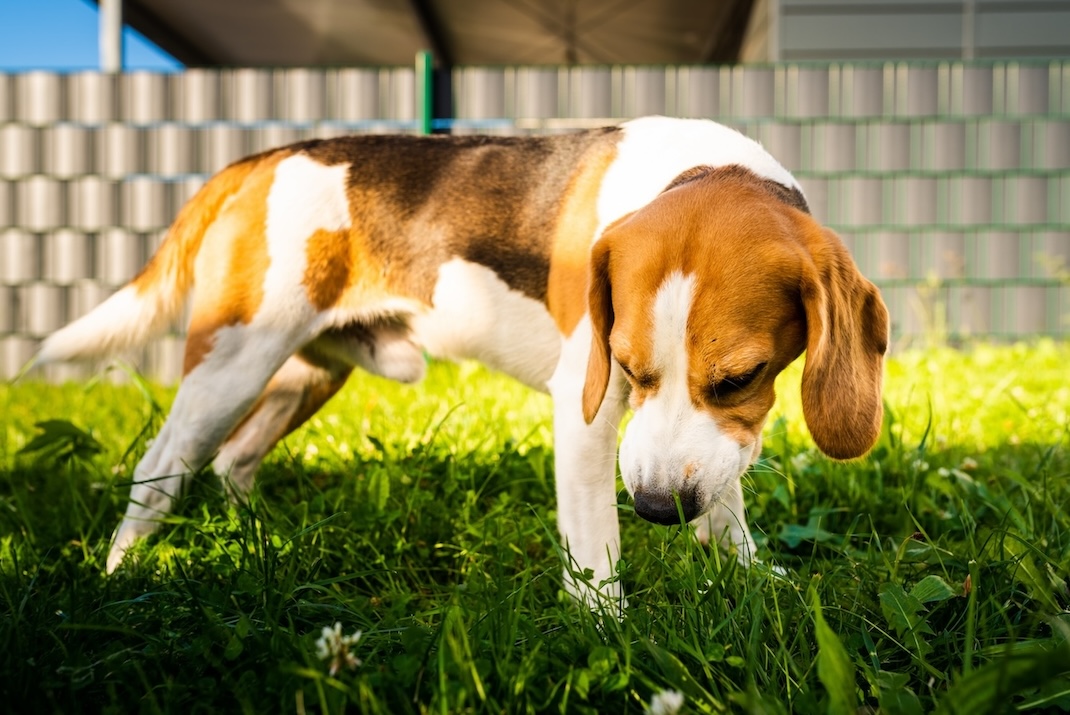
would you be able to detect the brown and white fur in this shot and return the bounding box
[36,116,889,608]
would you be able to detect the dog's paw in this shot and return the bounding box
[105,519,151,574]
[105,539,132,574]
[563,570,628,619]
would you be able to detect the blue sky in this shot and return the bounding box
[0,0,180,71]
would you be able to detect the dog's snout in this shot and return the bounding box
[634,488,700,525]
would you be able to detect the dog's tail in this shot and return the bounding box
[36,156,264,365]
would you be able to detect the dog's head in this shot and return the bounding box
[582,166,889,525]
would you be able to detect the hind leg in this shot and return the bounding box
[211,321,428,498]
[212,322,426,496]
[107,326,301,572]
[213,353,352,498]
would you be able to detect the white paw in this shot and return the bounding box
[563,569,628,618]
[105,519,151,573]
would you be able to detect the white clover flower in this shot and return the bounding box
[647,689,685,715]
[314,621,362,676]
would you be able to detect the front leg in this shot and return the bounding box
[691,474,756,564]
[548,330,628,611]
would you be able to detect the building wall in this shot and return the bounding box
[1,61,1068,381]
[773,0,1070,62]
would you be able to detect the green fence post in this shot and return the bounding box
[416,50,433,135]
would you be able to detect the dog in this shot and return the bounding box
[36,116,889,607]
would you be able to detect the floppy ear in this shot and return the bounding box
[582,238,614,424]
[799,226,889,460]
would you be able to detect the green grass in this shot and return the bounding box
[1,343,1068,714]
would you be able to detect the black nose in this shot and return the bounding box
[634,488,700,525]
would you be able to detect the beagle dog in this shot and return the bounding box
[37,116,888,607]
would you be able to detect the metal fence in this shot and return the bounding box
[1,62,1068,381]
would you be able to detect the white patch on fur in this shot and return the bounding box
[617,271,752,514]
[412,258,561,391]
[596,117,800,238]
[259,154,351,329]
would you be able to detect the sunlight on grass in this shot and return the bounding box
[1,343,1068,712]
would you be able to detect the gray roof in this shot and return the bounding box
[112,0,755,67]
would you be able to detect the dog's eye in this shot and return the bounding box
[618,362,657,389]
[706,362,767,400]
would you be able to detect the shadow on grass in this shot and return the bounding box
[1,422,1068,713]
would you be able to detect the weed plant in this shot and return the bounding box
[1,343,1068,713]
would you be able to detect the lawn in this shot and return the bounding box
[1,343,1068,714]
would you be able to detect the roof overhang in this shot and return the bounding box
[105,0,756,67]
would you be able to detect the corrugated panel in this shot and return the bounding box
[15,72,63,125]
[948,64,994,116]
[43,230,92,283]
[120,72,169,123]
[201,124,249,171]
[43,124,93,178]
[783,66,831,118]
[96,228,145,286]
[729,66,775,118]
[330,68,384,121]
[275,69,327,123]
[752,122,804,171]
[511,67,560,120]
[381,68,416,120]
[121,178,169,232]
[226,69,273,122]
[0,124,37,177]
[664,66,713,118]
[67,72,118,123]
[919,121,966,170]
[455,67,506,120]
[0,285,13,334]
[780,0,1070,61]
[147,124,196,176]
[96,123,142,178]
[18,177,64,232]
[807,122,857,171]
[2,338,36,380]
[564,66,612,118]
[22,282,64,336]
[1,61,1067,380]
[1,229,38,283]
[0,74,13,122]
[172,69,221,123]
[0,177,11,229]
[619,67,668,117]
[832,65,884,117]
[976,8,1070,58]
[69,176,118,230]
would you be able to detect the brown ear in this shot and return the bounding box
[582,238,614,424]
[799,226,889,459]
